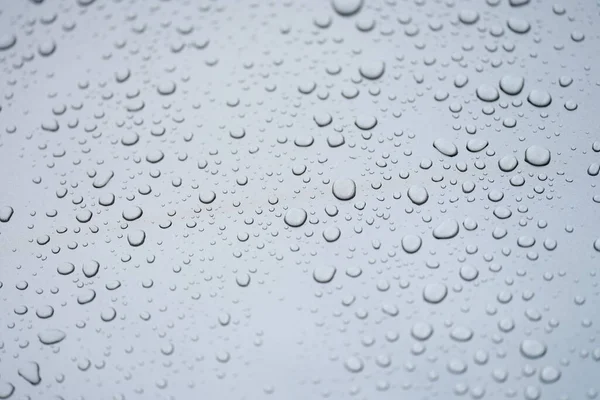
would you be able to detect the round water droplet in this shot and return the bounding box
[507,17,531,34]
[359,61,385,80]
[498,155,518,172]
[525,145,551,167]
[407,185,429,205]
[344,356,364,373]
[411,322,434,340]
[459,265,479,281]
[458,10,479,25]
[313,266,337,283]
[122,205,143,221]
[331,0,363,16]
[355,115,377,130]
[520,339,547,359]
[423,282,448,304]
[476,84,499,102]
[527,90,552,107]
[323,226,341,242]
[284,208,307,227]
[127,229,146,247]
[539,366,561,384]
[313,112,332,127]
[499,75,524,95]
[433,138,458,157]
[332,178,356,201]
[199,190,216,204]
[402,235,422,253]
[0,33,16,51]
[433,219,459,239]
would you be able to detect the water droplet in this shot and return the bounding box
[38,329,66,345]
[354,115,377,130]
[332,0,363,16]
[284,208,307,227]
[18,362,41,385]
[332,178,356,201]
[476,84,499,102]
[499,75,524,95]
[527,90,552,107]
[359,61,385,80]
[411,322,434,340]
[407,185,429,205]
[423,282,448,304]
[433,219,459,239]
[344,356,364,373]
[520,339,547,359]
[0,206,14,223]
[402,235,422,253]
[313,266,337,283]
[0,33,16,51]
[525,145,551,167]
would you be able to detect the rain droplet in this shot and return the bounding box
[525,145,551,167]
[332,178,356,201]
[423,282,448,304]
[313,266,337,283]
[284,208,307,227]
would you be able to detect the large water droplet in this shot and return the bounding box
[332,178,356,201]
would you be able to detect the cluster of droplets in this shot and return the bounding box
[0,0,599,398]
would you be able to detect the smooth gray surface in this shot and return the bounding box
[0,0,599,399]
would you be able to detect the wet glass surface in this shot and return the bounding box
[1,0,599,398]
